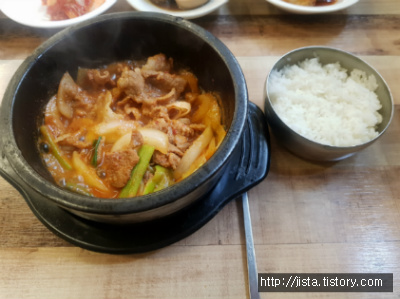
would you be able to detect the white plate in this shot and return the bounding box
[265,0,359,14]
[126,0,228,19]
[0,0,117,28]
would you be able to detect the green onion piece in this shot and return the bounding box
[154,166,172,192]
[40,125,72,170]
[143,165,170,195]
[66,182,93,197]
[119,144,155,198]
[91,136,102,167]
[142,176,156,195]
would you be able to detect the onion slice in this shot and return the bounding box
[174,126,213,179]
[96,91,123,122]
[95,120,135,143]
[57,72,77,119]
[138,128,169,154]
[167,101,191,119]
[111,132,132,152]
[72,151,108,192]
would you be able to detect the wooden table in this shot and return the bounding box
[1,0,399,298]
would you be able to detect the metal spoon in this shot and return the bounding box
[242,192,260,299]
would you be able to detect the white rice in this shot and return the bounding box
[268,58,383,147]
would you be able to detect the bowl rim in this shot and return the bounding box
[1,11,248,215]
[265,45,394,151]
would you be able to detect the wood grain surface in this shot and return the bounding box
[1,0,399,298]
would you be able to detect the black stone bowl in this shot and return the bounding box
[0,12,249,224]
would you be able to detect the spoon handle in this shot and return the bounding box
[242,192,260,299]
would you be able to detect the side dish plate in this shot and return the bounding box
[265,0,359,14]
[126,0,228,19]
[0,0,117,28]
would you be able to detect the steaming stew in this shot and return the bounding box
[38,54,226,198]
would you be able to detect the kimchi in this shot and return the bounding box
[38,54,226,198]
[42,0,105,20]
